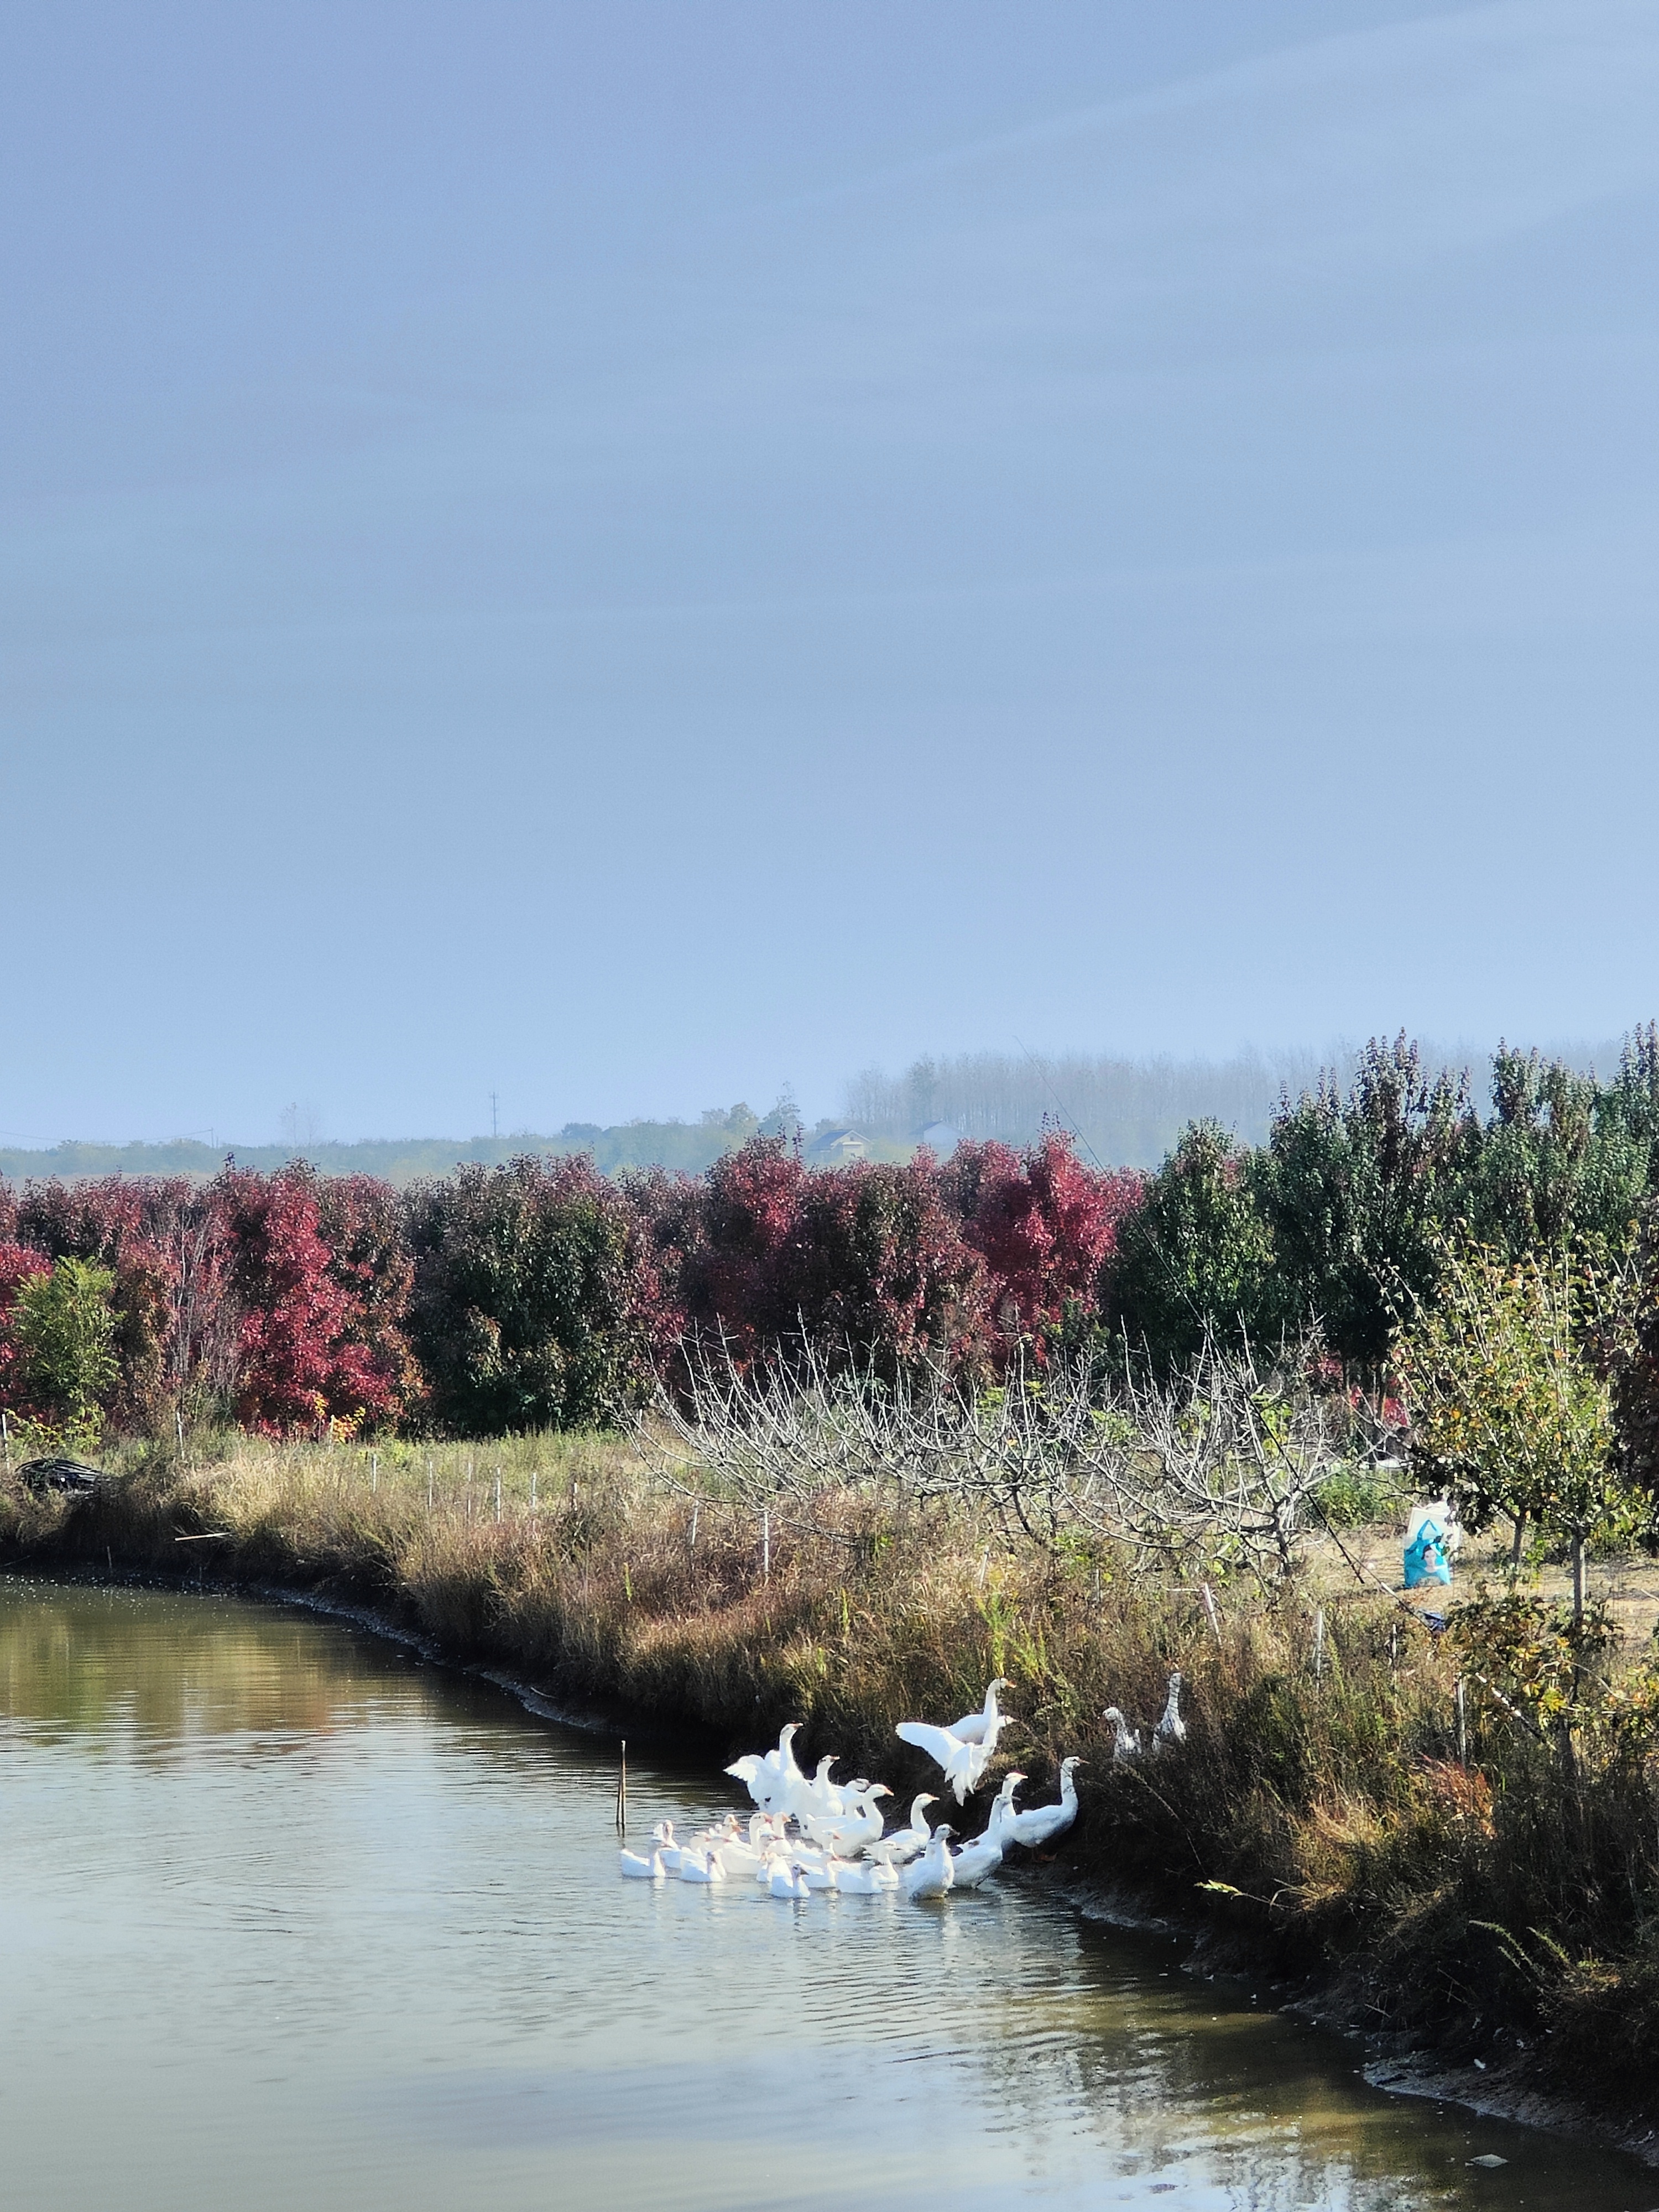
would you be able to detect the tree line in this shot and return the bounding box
[5,1031,1659,1455]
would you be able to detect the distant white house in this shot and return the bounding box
[807,1126,869,1165]
[919,1121,960,1157]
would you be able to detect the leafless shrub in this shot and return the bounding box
[636,1331,1341,1582]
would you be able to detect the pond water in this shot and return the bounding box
[2,1578,1654,2212]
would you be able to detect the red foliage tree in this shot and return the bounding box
[632,1136,990,1383]
[315,1173,421,1420]
[14,1177,208,1431]
[941,1131,1145,1359]
[768,1159,987,1377]
[671,1135,807,1365]
[214,1166,405,1435]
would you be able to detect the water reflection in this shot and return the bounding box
[0,1579,1649,2212]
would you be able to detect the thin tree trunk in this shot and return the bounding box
[1572,1531,1585,1630]
[1510,1510,1527,1572]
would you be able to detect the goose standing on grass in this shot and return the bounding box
[895,1717,994,1804]
[865,1792,938,1866]
[1151,1671,1187,1754]
[947,1678,1013,1748]
[619,1845,667,1880]
[1102,1707,1144,1763]
[901,1825,956,1900]
[1003,1757,1083,1849]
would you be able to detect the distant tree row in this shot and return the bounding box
[6,1030,1659,1447]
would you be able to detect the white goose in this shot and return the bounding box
[901,1825,956,1900]
[1151,1670,1187,1754]
[1102,1707,1144,1763]
[763,1722,810,1815]
[723,1755,767,1808]
[619,1846,666,1880]
[948,1816,1006,1890]
[986,1770,1025,1835]
[832,1856,899,1895]
[766,1859,812,1900]
[865,1792,938,1866]
[806,1783,892,1855]
[678,1848,725,1884]
[1003,1756,1082,1849]
[895,1717,994,1804]
[798,1755,847,1821]
[947,1677,1014,1747]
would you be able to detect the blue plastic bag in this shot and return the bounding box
[1404,1517,1453,1589]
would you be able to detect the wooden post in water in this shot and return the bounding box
[615,1740,628,1833]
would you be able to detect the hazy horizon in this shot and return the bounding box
[3,1028,1642,1166]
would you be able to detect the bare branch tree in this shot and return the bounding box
[633,1330,1339,1580]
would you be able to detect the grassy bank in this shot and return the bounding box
[5,1430,1659,2131]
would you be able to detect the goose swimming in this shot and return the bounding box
[901,1825,956,1900]
[948,1818,1006,1890]
[806,1782,891,1855]
[864,1792,938,1866]
[619,1846,667,1880]
[832,1856,899,1895]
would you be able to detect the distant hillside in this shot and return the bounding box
[0,1105,779,1188]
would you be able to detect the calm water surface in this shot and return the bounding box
[2,1578,1654,2212]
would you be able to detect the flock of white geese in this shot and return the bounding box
[618,1671,1187,1902]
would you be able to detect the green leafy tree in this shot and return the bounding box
[13,1257,120,1446]
[1462,1041,1652,1258]
[404,1157,649,1435]
[1400,1240,1641,1622]
[1110,1120,1275,1371]
[1257,1035,1477,1371]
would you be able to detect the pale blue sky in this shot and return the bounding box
[4,1,1657,1142]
